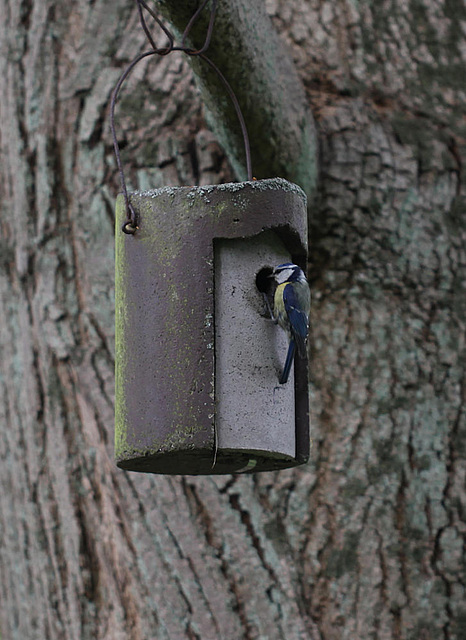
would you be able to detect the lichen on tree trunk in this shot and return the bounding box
[0,0,465,639]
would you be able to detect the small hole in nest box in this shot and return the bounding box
[255,266,275,317]
[255,266,273,294]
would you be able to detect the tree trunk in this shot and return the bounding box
[0,1,464,639]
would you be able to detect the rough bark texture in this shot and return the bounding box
[0,1,465,640]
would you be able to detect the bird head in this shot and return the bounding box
[271,263,306,284]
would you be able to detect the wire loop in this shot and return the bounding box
[110,0,252,234]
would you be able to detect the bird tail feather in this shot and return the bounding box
[280,340,296,384]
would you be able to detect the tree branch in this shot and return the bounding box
[156,0,318,196]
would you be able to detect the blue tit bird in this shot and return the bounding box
[271,263,310,384]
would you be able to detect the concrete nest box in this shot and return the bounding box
[115,177,310,474]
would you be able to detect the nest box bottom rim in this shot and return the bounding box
[116,447,302,475]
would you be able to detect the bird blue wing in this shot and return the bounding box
[283,283,308,357]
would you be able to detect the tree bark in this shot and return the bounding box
[156,0,318,195]
[0,1,465,640]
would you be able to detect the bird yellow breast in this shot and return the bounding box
[274,283,288,330]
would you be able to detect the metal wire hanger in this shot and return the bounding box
[110,0,252,234]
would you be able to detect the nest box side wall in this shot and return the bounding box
[115,194,216,462]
